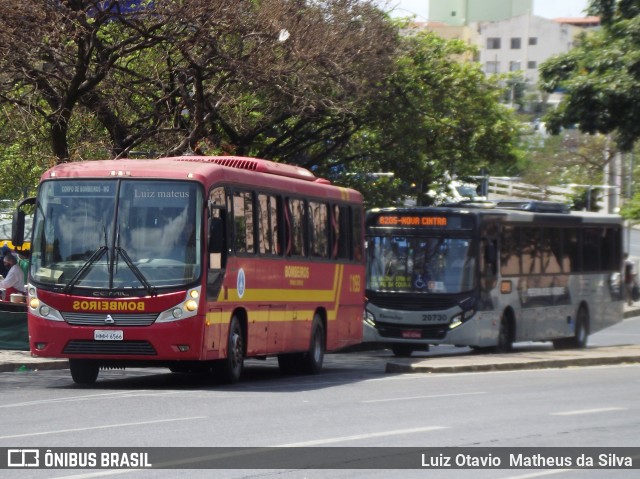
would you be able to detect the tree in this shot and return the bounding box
[539,0,640,152]
[0,0,170,161]
[519,131,614,187]
[0,2,520,209]
[153,0,399,165]
[0,0,398,164]
[333,31,522,207]
[0,105,51,200]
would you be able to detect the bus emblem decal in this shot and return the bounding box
[237,268,246,298]
[104,315,115,325]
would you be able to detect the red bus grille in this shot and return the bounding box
[61,312,158,326]
[63,340,157,355]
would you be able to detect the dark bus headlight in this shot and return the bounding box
[364,309,376,327]
[450,308,476,329]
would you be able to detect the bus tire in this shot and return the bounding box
[278,316,325,375]
[214,316,244,383]
[301,315,325,374]
[555,307,589,349]
[495,314,513,353]
[391,345,414,357]
[69,359,99,385]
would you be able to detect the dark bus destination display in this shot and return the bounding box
[377,215,447,227]
[373,213,473,229]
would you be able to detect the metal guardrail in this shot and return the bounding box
[486,177,574,203]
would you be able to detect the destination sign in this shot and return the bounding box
[373,213,473,229]
[376,215,447,227]
[53,182,114,198]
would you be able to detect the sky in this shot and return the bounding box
[387,0,590,21]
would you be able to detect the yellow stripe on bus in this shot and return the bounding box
[328,263,344,321]
[225,288,336,303]
[206,309,318,325]
[211,265,345,322]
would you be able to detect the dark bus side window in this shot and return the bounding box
[500,224,621,275]
[500,226,520,276]
[582,227,601,272]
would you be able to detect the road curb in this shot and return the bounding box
[382,309,640,374]
[0,359,68,373]
[2,309,640,375]
[385,354,640,374]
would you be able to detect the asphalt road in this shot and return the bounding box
[2,319,640,478]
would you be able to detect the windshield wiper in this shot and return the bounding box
[114,246,157,296]
[62,224,111,294]
[62,246,108,294]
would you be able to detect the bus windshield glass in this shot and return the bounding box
[366,236,476,293]
[31,179,202,292]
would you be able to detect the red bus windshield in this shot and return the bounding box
[31,179,202,293]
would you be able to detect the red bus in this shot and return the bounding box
[13,156,364,384]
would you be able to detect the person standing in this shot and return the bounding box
[624,254,637,305]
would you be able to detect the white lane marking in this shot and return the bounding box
[365,362,640,381]
[362,391,486,403]
[551,407,626,416]
[0,390,182,408]
[0,416,207,440]
[276,426,448,446]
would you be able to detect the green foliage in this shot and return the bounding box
[539,3,640,151]
[571,187,603,212]
[621,194,640,223]
[335,171,409,210]
[0,2,521,207]
[0,106,50,200]
[337,32,522,206]
[518,132,608,190]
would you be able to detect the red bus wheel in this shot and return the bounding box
[69,359,99,385]
[214,316,244,383]
[301,315,325,374]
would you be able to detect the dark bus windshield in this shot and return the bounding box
[31,180,202,292]
[366,236,476,293]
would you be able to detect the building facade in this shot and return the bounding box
[476,14,585,84]
[429,0,533,26]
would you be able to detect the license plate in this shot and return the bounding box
[402,330,422,339]
[94,330,124,341]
